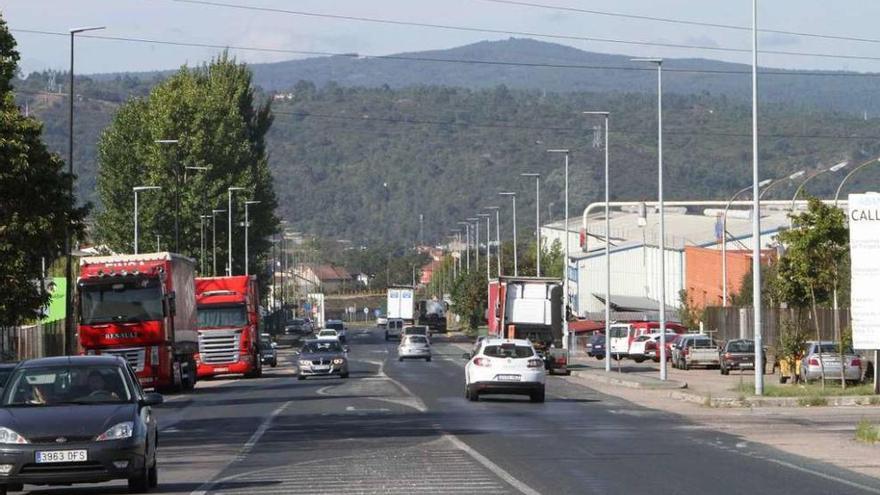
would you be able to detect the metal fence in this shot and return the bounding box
[0,320,66,362]
[703,307,851,348]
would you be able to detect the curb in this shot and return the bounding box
[670,390,880,408]
[568,370,688,390]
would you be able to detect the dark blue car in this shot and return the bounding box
[587,333,606,359]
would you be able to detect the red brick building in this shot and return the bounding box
[684,246,774,310]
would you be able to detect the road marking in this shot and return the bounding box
[761,455,880,494]
[190,399,292,495]
[443,433,542,495]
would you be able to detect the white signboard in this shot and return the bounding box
[849,193,880,349]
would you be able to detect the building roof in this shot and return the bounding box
[309,264,352,282]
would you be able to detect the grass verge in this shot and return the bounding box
[731,382,877,397]
[856,419,880,444]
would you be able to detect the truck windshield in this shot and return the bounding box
[198,305,247,328]
[79,279,163,325]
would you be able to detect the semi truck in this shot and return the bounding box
[487,276,569,374]
[78,252,198,392]
[195,276,262,379]
[417,299,447,333]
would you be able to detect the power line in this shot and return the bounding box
[171,0,880,63]
[12,27,880,79]
[481,0,880,46]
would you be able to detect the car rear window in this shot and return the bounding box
[689,338,716,348]
[406,336,428,344]
[726,341,754,353]
[483,344,535,358]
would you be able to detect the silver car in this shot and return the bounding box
[799,341,863,383]
[398,335,431,362]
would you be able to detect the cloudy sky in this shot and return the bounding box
[6,0,880,75]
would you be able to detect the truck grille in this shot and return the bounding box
[199,330,241,364]
[102,347,145,372]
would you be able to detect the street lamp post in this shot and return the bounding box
[835,158,880,206]
[200,214,211,274]
[468,217,480,271]
[499,192,518,276]
[227,187,246,275]
[721,180,771,306]
[583,111,611,363]
[450,230,460,279]
[750,0,763,395]
[66,26,105,355]
[791,161,849,216]
[212,209,226,276]
[244,200,261,275]
[759,170,805,200]
[458,222,471,272]
[520,174,541,276]
[486,207,501,277]
[133,186,161,255]
[548,148,573,351]
[478,214,491,281]
[632,57,667,380]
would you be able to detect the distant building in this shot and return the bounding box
[294,264,354,293]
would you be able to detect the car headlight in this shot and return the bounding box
[332,358,345,365]
[0,427,27,445]
[299,360,312,366]
[96,422,134,442]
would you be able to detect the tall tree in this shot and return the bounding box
[96,53,279,284]
[0,15,88,325]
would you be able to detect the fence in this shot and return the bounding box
[703,306,851,348]
[0,320,66,362]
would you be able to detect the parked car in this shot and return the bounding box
[672,334,720,370]
[376,316,388,329]
[629,333,678,363]
[0,355,162,493]
[586,333,605,359]
[719,339,764,375]
[260,333,277,368]
[463,338,546,403]
[385,318,404,341]
[799,341,863,384]
[296,339,349,380]
[398,335,432,362]
[324,320,347,343]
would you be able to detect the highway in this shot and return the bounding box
[22,328,880,495]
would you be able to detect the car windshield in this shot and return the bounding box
[198,305,247,328]
[689,338,716,348]
[405,327,427,335]
[726,341,755,353]
[79,278,163,325]
[406,336,428,345]
[319,330,337,337]
[483,344,535,358]
[3,365,132,406]
[326,322,344,330]
[303,341,343,354]
[609,326,628,338]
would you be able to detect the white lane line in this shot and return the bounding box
[189,399,292,495]
[443,433,542,495]
[762,455,880,494]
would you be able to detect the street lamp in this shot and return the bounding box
[65,26,106,355]
[212,209,226,276]
[720,179,771,306]
[759,170,805,200]
[750,0,763,396]
[548,148,574,351]
[584,110,611,362]
[485,206,502,277]
[499,192,518,277]
[450,229,461,278]
[467,217,480,271]
[477,214,491,281]
[227,187,246,275]
[791,161,849,215]
[631,57,668,380]
[520,173,541,277]
[457,222,471,272]
[244,200,261,275]
[133,186,161,255]
[835,158,880,206]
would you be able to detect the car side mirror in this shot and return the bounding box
[462,353,472,360]
[141,393,164,407]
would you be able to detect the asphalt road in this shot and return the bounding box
[19,328,880,495]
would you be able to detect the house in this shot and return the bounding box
[294,264,354,293]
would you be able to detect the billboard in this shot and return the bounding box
[849,193,880,350]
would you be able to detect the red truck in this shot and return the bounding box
[487,276,569,374]
[78,252,198,392]
[195,276,262,379]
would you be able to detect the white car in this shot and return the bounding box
[398,335,432,361]
[464,338,546,403]
[316,329,340,341]
[628,333,678,363]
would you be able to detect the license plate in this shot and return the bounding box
[36,450,88,464]
[313,365,330,371]
[496,374,521,382]
[214,367,229,373]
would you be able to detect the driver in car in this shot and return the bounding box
[86,371,119,400]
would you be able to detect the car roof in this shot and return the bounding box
[17,355,124,368]
[319,329,338,333]
[482,338,532,346]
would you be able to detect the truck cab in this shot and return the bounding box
[195,276,262,379]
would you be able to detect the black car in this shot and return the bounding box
[0,356,162,494]
[296,339,349,380]
[587,333,606,359]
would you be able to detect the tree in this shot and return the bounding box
[450,269,487,332]
[0,15,88,325]
[95,53,278,289]
[775,197,849,387]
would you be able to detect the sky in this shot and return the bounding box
[6,0,880,75]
